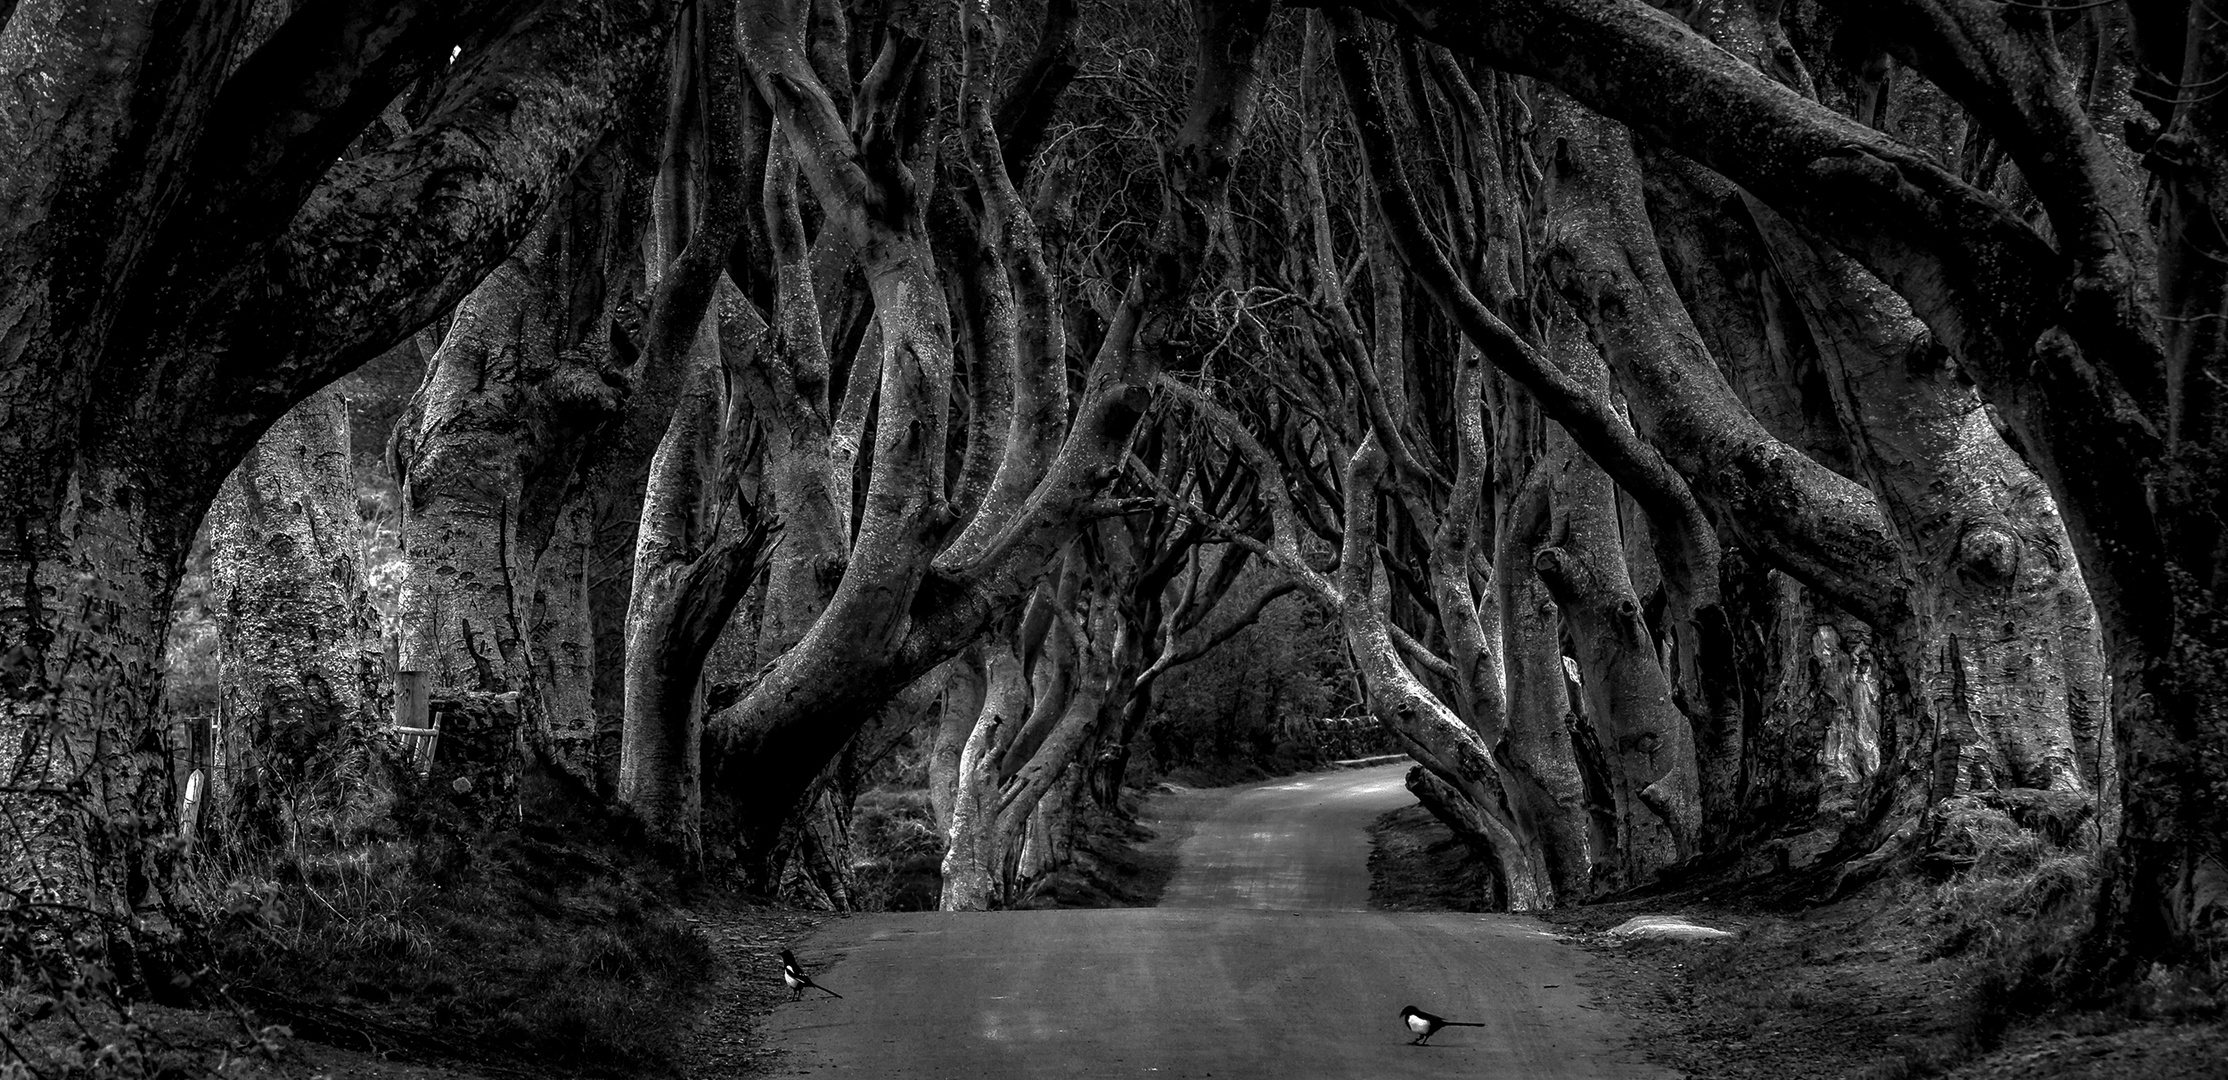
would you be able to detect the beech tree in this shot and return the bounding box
[389,136,654,801]
[1301,0,2218,970]
[690,0,1278,872]
[1129,2,2115,924]
[933,476,1286,908]
[0,1,675,945]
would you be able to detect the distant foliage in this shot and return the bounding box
[847,790,946,913]
[161,527,220,724]
[1140,574,1349,784]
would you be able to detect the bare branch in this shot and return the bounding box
[1148,581,1300,679]
[1389,621,1459,682]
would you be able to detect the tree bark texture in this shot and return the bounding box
[1495,430,1610,900]
[208,388,385,848]
[1337,0,2223,969]
[1533,321,1701,881]
[705,0,1275,866]
[0,0,673,933]
[615,1,772,859]
[392,228,619,793]
[940,628,1036,910]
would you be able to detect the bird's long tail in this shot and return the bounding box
[816,984,843,999]
[1442,1021,1485,1027]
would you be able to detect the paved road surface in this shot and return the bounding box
[759,764,1674,1078]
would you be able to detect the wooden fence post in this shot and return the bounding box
[394,670,437,774]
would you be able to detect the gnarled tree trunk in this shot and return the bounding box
[0,0,673,945]
[208,388,384,848]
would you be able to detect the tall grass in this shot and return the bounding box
[1911,797,2112,1052]
[183,820,714,1077]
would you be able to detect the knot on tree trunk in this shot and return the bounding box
[1953,523,2021,585]
[1531,546,1586,603]
[1454,739,1493,783]
[705,680,748,715]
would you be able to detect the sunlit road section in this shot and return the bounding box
[756,763,1676,1079]
[1158,766,1405,911]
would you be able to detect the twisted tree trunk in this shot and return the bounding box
[940,625,1037,910]
[392,235,618,792]
[1340,0,2221,969]
[707,0,1275,868]
[0,0,673,944]
[1532,322,1701,880]
[1494,429,1606,899]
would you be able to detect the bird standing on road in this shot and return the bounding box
[780,949,842,1000]
[1400,1005,1483,1045]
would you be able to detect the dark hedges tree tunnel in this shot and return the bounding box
[1,0,2221,993]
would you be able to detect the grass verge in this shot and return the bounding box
[188,820,714,1078]
[1015,782,1238,909]
[1367,803,1493,912]
[1367,794,2228,1080]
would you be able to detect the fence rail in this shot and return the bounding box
[390,670,439,775]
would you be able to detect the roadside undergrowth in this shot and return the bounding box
[1011,780,1248,910]
[841,780,1229,914]
[181,805,715,1078]
[1011,795,1184,909]
[1367,803,1492,912]
[1372,794,2228,1079]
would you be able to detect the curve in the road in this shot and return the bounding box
[757,763,1675,1079]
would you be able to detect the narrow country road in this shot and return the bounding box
[758,764,1674,1078]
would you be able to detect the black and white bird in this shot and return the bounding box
[779,949,842,1000]
[1399,1005,1484,1045]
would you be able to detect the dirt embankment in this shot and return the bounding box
[1366,805,2228,1080]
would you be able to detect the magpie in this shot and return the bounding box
[1400,1005,1484,1045]
[779,949,842,1000]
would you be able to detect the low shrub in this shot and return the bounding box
[847,790,945,912]
[185,820,713,1078]
[1911,798,2130,1052]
